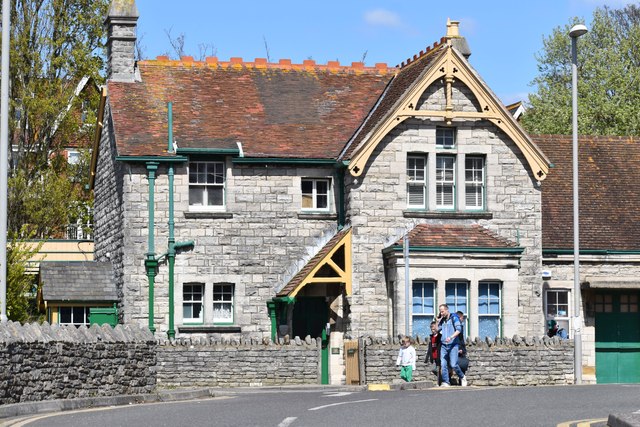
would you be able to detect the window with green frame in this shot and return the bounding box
[412,280,435,337]
[183,283,204,323]
[478,281,501,339]
[465,156,485,209]
[213,283,234,324]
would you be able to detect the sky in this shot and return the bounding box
[133,0,637,106]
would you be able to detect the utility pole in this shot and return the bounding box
[0,0,11,323]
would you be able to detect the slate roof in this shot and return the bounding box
[40,261,118,302]
[277,227,350,297]
[393,224,519,249]
[533,135,640,251]
[108,58,393,159]
[339,39,447,161]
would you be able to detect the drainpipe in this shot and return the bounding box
[167,102,176,340]
[266,300,277,342]
[145,162,159,334]
[334,162,346,230]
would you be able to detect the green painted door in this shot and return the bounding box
[292,297,329,384]
[595,292,640,383]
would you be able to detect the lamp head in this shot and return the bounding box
[569,24,588,38]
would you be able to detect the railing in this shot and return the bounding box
[66,223,93,240]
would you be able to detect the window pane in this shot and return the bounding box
[479,317,499,339]
[412,316,430,338]
[301,180,313,194]
[302,194,313,208]
[73,307,85,324]
[445,282,467,313]
[408,184,425,207]
[60,307,72,324]
[317,195,328,209]
[189,186,204,206]
[207,187,224,206]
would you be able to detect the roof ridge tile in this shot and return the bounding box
[138,56,391,75]
[397,37,446,69]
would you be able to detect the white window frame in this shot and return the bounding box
[301,178,331,211]
[67,149,81,165]
[436,155,456,210]
[58,306,90,326]
[436,127,456,149]
[188,160,225,211]
[407,154,427,209]
[183,283,204,324]
[213,283,234,324]
[465,155,485,210]
[545,288,570,333]
[478,281,502,339]
[412,280,436,336]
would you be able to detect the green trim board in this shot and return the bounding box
[116,155,188,163]
[232,157,337,165]
[543,249,640,255]
[176,148,240,155]
[383,245,524,255]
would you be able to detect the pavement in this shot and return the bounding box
[1,381,639,427]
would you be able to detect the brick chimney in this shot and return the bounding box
[446,18,471,59]
[105,0,139,82]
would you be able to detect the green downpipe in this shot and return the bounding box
[335,163,346,230]
[167,102,176,340]
[145,162,159,334]
[321,328,329,384]
[267,300,277,342]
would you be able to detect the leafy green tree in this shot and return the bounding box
[522,5,640,136]
[2,0,108,236]
[6,232,42,322]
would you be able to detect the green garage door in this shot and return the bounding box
[595,292,640,383]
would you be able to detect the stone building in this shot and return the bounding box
[82,0,640,384]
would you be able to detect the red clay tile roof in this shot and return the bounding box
[339,40,447,161]
[277,227,350,297]
[533,135,640,251]
[108,59,393,159]
[395,224,519,249]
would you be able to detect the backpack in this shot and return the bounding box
[440,312,462,344]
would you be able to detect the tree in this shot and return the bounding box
[6,232,42,322]
[522,5,640,136]
[3,0,109,237]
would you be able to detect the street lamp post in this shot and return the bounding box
[570,23,588,385]
[0,0,11,323]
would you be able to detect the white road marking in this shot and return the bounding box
[308,398,378,411]
[322,392,354,398]
[277,416,298,427]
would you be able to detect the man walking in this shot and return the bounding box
[437,304,467,387]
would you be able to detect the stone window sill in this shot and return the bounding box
[178,325,241,333]
[403,210,493,220]
[297,212,337,220]
[184,212,234,219]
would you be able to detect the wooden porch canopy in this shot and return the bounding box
[277,227,352,297]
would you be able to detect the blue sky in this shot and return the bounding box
[134,0,635,105]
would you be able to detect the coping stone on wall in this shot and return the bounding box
[0,321,156,344]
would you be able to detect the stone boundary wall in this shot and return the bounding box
[156,336,320,387]
[364,335,573,386]
[0,322,156,405]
